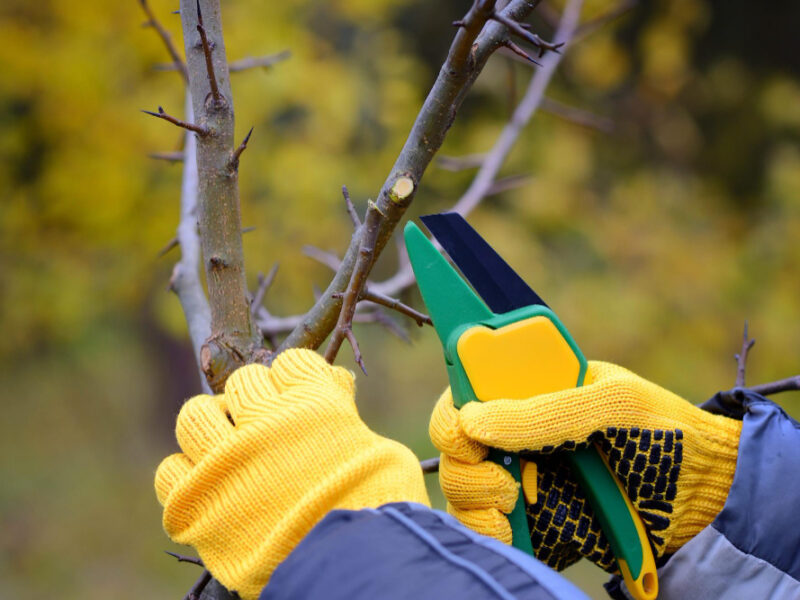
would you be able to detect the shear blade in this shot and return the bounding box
[420,213,548,314]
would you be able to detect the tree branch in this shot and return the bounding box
[165,550,204,567]
[361,289,431,327]
[180,0,266,392]
[279,0,541,353]
[342,185,361,228]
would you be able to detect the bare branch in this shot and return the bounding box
[540,96,614,133]
[344,328,367,374]
[195,0,223,108]
[734,320,756,388]
[165,550,204,567]
[229,50,291,72]
[280,0,540,352]
[361,289,431,327]
[342,185,361,228]
[251,263,279,316]
[483,173,533,196]
[228,126,253,171]
[149,151,185,163]
[138,0,189,82]
[303,245,342,272]
[356,310,410,343]
[143,106,210,136]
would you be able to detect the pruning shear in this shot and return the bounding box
[405,213,658,600]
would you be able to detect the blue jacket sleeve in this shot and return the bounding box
[607,390,800,599]
[260,502,589,600]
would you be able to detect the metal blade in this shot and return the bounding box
[403,222,493,350]
[420,213,549,313]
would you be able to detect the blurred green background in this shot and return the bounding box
[1,0,799,598]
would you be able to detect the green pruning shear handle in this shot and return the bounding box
[405,214,658,600]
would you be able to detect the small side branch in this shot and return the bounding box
[195,0,223,107]
[734,320,756,388]
[149,151,185,163]
[138,0,189,82]
[143,106,210,136]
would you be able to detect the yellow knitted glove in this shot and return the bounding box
[155,349,429,599]
[430,361,742,572]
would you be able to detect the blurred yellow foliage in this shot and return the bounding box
[1,0,799,598]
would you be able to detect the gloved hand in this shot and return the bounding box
[430,361,742,572]
[155,349,429,599]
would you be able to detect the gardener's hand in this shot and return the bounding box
[430,361,742,572]
[155,349,429,599]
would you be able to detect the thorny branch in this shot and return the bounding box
[165,551,205,567]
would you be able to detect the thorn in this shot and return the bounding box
[157,237,179,258]
[164,550,204,567]
[148,151,184,163]
[142,107,210,135]
[502,40,542,66]
[452,19,466,27]
[229,126,253,171]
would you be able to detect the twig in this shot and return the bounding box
[734,320,756,388]
[138,0,189,82]
[165,550,204,567]
[747,375,800,397]
[361,289,431,327]
[143,106,210,136]
[342,185,361,228]
[281,0,539,352]
[344,328,367,374]
[490,11,564,57]
[421,457,441,474]
[185,569,212,600]
[229,50,291,72]
[357,310,410,343]
[228,127,253,171]
[251,263,279,316]
[195,0,223,107]
[149,151,185,163]
[483,173,533,196]
[540,96,614,133]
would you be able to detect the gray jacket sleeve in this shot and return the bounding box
[610,390,800,599]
